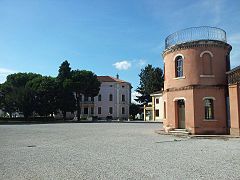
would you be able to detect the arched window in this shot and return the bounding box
[226,54,230,72]
[204,99,214,119]
[175,56,183,77]
[164,101,166,119]
[164,62,166,81]
[202,53,212,75]
[109,94,113,101]
[200,51,213,75]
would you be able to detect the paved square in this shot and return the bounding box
[0,123,240,180]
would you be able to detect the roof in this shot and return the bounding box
[150,90,163,96]
[226,65,240,74]
[97,76,128,83]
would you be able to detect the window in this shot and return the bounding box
[109,107,113,114]
[164,63,166,81]
[109,94,113,101]
[91,107,94,114]
[122,85,125,88]
[226,54,230,72]
[156,110,159,117]
[156,98,159,104]
[84,96,88,102]
[204,99,214,119]
[122,107,125,114]
[164,102,166,119]
[84,107,88,114]
[91,97,94,102]
[175,56,183,77]
[98,94,101,101]
[98,107,101,114]
[202,53,212,75]
[122,94,125,102]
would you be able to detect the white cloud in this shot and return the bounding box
[131,91,141,104]
[0,68,17,83]
[0,68,16,75]
[138,59,146,67]
[113,60,131,70]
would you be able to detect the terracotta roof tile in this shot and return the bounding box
[97,76,127,83]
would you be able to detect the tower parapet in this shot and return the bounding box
[165,26,227,49]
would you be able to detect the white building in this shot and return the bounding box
[144,91,164,122]
[78,76,131,120]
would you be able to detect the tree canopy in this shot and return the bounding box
[57,60,72,82]
[0,73,41,118]
[0,61,101,120]
[129,103,140,120]
[27,76,59,116]
[70,70,101,120]
[56,61,76,120]
[136,64,164,104]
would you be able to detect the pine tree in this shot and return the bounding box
[136,64,164,104]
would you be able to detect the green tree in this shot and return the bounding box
[0,84,18,117]
[6,72,41,87]
[0,73,41,118]
[136,64,164,104]
[70,70,101,120]
[27,76,58,117]
[57,60,71,82]
[16,87,36,118]
[56,61,76,120]
[129,103,140,120]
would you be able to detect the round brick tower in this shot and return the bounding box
[162,26,232,134]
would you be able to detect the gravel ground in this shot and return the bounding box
[0,123,240,180]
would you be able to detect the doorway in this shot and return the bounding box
[177,99,185,129]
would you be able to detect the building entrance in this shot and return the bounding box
[177,100,185,129]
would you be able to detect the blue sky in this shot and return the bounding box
[0,0,240,101]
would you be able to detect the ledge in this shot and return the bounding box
[164,84,227,93]
[173,76,186,80]
[200,75,215,78]
[162,40,232,57]
[203,119,218,121]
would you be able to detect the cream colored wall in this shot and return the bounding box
[143,94,164,122]
[55,81,131,120]
[94,81,131,119]
[154,96,164,120]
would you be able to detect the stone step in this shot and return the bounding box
[174,129,188,132]
[169,130,190,134]
[169,128,190,135]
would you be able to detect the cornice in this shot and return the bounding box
[162,40,232,58]
[163,84,227,93]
